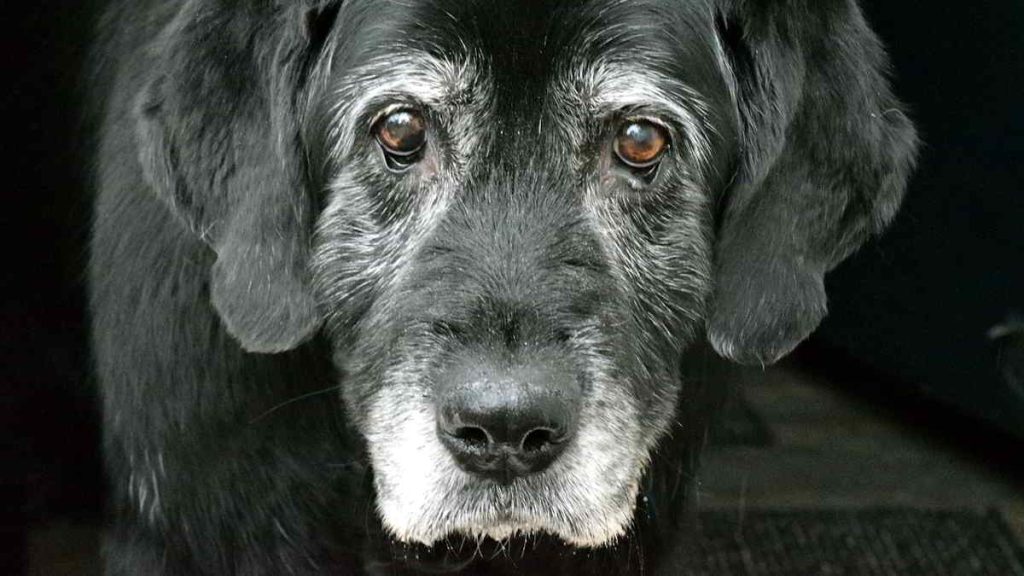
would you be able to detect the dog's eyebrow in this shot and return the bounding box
[326,52,487,158]
[558,60,716,167]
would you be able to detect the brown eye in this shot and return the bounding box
[374,109,427,166]
[613,120,669,169]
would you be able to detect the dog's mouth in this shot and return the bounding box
[374,473,644,549]
[381,523,633,575]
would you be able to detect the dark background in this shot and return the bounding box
[3,1,1022,574]
[819,2,1024,440]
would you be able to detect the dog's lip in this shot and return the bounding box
[374,464,643,549]
[387,530,584,573]
[416,516,630,550]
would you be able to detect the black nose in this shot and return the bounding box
[436,358,581,484]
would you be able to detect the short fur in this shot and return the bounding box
[88,0,917,574]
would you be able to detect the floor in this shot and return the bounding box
[25,355,1024,574]
[698,357,1024,544]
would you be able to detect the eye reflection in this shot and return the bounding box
[374,109,427,168]
[614,120,669,169]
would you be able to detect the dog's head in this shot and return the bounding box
[136,0,917,548]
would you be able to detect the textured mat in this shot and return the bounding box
[681,508,1024,576]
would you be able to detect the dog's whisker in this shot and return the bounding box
[248,384,343,424]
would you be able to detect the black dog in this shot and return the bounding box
[88,0,917,573]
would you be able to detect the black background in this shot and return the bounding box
[819,1,1024,439]
[3,1,1022,573]
[4,3,106,571]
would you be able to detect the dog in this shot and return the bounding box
[88,0,917,573]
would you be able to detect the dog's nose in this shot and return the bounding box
[436,358,580,484]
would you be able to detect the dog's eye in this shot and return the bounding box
[374,109,427,169]
[614,120,669,170]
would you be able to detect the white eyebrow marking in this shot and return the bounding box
[554,57,716,169]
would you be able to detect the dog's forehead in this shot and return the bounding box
[342,0,722,97]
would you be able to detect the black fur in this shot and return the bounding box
[88,0,917,574]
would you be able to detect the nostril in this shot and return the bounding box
[521,427,557,453]
[453,425,490,449]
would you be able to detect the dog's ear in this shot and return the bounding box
[707,0,919,365]
[135,2,340,353]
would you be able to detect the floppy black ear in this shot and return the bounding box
[707,0,919,365]
[135,2,339,353]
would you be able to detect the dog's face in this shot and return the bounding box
[136,0,917,552]
[309,0,733,547]
[303,0,737,545]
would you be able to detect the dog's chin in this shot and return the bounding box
[375,476,643,549]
